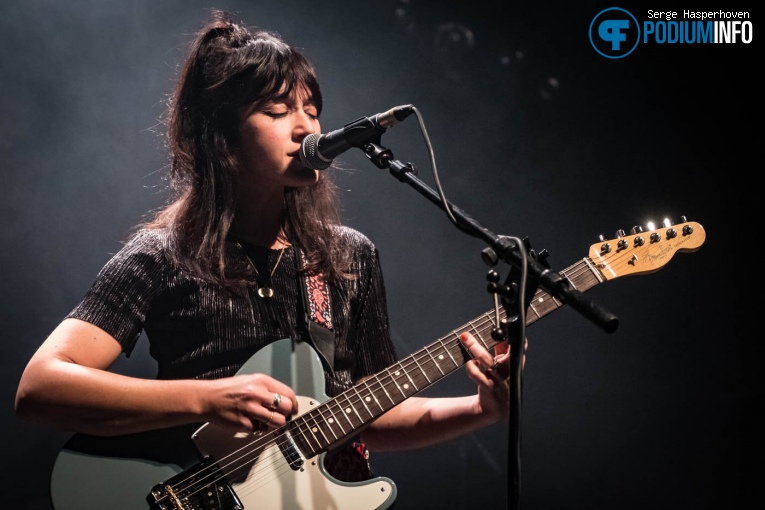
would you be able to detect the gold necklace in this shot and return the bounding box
[250,245,287,298]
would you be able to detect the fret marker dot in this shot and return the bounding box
[537,296,544,303]
[438,355,444,360]
[403,384,410,390]
[311,427,318,433]
[328,418,335,424]
[365,397,371,402]
[345,407,352,414]
[394,371,400,376]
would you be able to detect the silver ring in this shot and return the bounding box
[486,360,499,373]
[271,393,282,409]
[267,410,274,425]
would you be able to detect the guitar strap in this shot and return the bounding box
[295,248,335,376]
[295,249,374,482]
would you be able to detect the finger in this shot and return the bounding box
[490,352,511,380]
[459,332,495,370]
[253,407,280,432]
[465,358,494,387]
[265,380,298,416]
[269,392,283,410]
[493,339,510,357]
[244,374,298,418]
[267,391,297,423]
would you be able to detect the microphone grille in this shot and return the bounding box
[299,133,332,171]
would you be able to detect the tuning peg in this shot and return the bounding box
[598,236,612,254]
[630,225,643,234]
[615,229,628,250]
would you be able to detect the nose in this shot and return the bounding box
[293,111,319,140]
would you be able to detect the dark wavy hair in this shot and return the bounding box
[144,10,349,288]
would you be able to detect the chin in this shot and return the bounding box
[287,164,321,187]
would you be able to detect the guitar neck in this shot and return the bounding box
[289,256,603,456]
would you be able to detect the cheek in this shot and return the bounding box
[240,129,271,160]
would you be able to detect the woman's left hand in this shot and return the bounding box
[459,331,525,423]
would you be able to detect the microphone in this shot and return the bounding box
[299,104,414,170]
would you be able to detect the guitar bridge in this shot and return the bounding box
[147,456,243,510]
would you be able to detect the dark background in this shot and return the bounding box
[1,1,756,509]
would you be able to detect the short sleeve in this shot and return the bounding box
[66,229,167,356]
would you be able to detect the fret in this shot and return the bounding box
[295,412,324,455]
[424,344,446,376]
[527,298,544,320]
[400,360,420,393]
[307,408,338,448]
[322,403,347,438]
[442,337,461,367]
[350,384,376,417]
[422,348,443,381]
[339,392,362,428]
[411,354,432,384]
[472,323,490,351]
[388,364,416,397]
[466,320,486,351]
[358,379,385,413]
[374,373,397,407]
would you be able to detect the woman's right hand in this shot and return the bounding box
[202,373,298,433]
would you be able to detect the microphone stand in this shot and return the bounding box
[361,142,619,510]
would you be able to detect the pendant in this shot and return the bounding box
[258,287,274,298]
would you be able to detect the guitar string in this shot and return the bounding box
[166,257,603,502]
[170,230,686,500]
[165,257,603,501]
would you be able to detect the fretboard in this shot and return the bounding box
[289,256,604,456]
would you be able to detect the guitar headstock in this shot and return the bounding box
[589,219,706,280]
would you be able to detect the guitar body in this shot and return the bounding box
[50,339,397,510]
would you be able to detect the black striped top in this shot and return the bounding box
[67,225,398,399]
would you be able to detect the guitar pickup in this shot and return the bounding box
[147,456,243,510]
[279,430,305,470]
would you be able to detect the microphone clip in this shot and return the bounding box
[363,143,393,169]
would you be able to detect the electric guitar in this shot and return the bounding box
[50,220,706,509]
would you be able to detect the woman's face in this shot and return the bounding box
[237,87,321,195]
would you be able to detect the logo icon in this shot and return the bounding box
[589,7,640,58]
